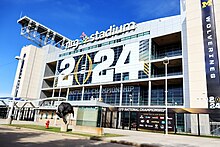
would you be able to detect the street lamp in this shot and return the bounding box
[163,56,169,135]
[7,56,24,124]
[128,93,132,130]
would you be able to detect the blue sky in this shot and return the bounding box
[0,0,180,97]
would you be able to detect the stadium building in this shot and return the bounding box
[9,0,220,135]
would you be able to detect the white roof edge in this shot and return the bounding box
[17,16,72,41]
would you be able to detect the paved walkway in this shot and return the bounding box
[103,128,220,147]
[0,119,220,147]
[0,125,128,147]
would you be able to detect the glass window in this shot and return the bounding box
[151,85,164,106]
[103,42,109,46]
[101,86,120,105]
[109,40,114,44]
[130,35,136,39]
[143,31,150,35]
[138,71,148,79]
[114,73,121,81]
[83,87,100,101]
[68,89,82,101]
[123,72,129,81]
[122,86,139,106]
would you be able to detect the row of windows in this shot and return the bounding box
[59,31,150,57]
[151,43,182,60]
[40,112,55,119]
[151,85,183,106]
[67,85,183,106]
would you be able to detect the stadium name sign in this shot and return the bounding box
[66,22,136,50]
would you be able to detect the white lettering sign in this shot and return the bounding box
[57,42,145,86]
[66,22,136,50]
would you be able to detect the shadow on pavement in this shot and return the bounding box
[0,126,130,147]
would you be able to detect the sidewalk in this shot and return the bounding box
[103,128,220,147]
[1,119,220,147]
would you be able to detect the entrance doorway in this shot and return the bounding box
[101,107,176,131]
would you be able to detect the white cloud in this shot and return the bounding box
[131,0,180,20]
[48,0,92,23]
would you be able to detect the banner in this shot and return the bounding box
[139,112,174,131]
[201,0,220,109]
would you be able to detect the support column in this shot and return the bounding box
[44,30,50,45]
[81,87,84,101]
[174,113,177,134]
[33,24,39,37]
[122,111,125,129]
[138,85,140,106]
[99,85,102,100]
[52,89,55,98]
[59,87,61,97]
[197,114,200,136]
[104,109,107,127]
[129,111,131,130]
[26,108,30,121]
[51,33,56,45]
[118,111,121,128]
[110,111,113,128]
[119,83,123,106]
[34,110,38,122]
[16,109,20,120]
[66,88,69,101]
[116,111,119,129]
[118,82,123,129]
[148,81,151,106]
[20,108,24,120]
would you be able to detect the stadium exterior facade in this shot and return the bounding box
[10,0,220,135]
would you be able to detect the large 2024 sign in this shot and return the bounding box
[57,42,146,86]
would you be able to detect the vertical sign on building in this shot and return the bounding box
[201,0,220,109]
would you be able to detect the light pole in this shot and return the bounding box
[129,93,132,130]
[7,56,24,124]
[163,56,169,135]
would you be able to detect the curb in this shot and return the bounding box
[93,138,161,147]
[110,140,161,147]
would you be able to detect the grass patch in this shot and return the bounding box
[138,128,165,134]
[102,133,124,137]
[10,124,60,132]
[7,124,123,138]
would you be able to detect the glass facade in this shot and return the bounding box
[102,86,120,105]
[151,84,183,106]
